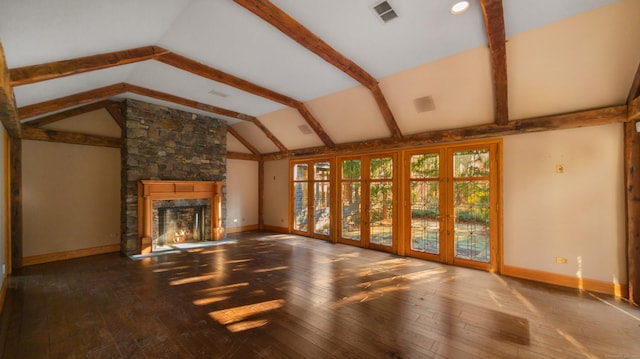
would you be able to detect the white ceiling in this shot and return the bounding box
[0,0,637,154]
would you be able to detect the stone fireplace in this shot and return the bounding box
[121,99,227,255]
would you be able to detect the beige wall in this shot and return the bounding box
[503,123,626,284]
[263,159,289,229]
[226,159,259,230]
[22,140,120,257]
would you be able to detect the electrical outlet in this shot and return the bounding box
[555,257,568,264]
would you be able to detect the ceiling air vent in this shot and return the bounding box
[413,96,436,113]
[371,1,398,23]
[208,89,229,98]
[298,124,313,135]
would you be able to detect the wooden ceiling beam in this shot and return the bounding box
[233,0,402,139]
[20,126,121,148]
[250,118,287,152]
[155,51,335,147]
[0,41,21,138]
[127,84,289,154]
[22,99,120,127]
[262,105,627,160]
[480,0,509,126]
[296,104,334,147]
[8,46,330,148]
[234,0,374,87]
[124,83,255,122]
[13,81,291,153]
[156,52,299,108]
[227,151,261,161]
[9,46,168,87]
[371,84,402,138]
[629,96,640,121]
[628,62,640,104]
[105,102,124,129]
[227,126,261,156]
[17,83,128,120]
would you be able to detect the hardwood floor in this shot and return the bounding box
[1,230,639,358]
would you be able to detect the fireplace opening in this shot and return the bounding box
[152,199,211,251]
[159,205,205,242]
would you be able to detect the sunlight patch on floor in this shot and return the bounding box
[491,273,540,315]
[152,265,190,273]
[401,267,448,281]
[332,284,410,309]
[586,291,640,322]
[209,299,286,331]
[254,266,288,273]
[193,296,231,306]
[556,328,595,358]
[169,273,217,286]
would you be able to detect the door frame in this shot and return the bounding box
[289,157,335,241]
[337,152,398,254]
[401,139,502,272]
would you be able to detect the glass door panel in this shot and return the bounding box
[410,181,440,254]
[369,157,393,247]
[341,182,361,241]
[369,181,393,246]
[340,159,362,243]
[313,162,331,236]
[314,182,330,236]
[293,182,308,232]
[292,163,309,232]
[453,180,490,262]
[451,149,491,265]
[408,153,441,255]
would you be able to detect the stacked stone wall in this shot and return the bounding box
[121,99,226,254]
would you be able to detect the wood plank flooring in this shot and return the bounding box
[1,230,639,358]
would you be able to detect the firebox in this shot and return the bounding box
[153,199,210,251]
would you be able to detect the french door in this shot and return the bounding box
[405,142,499,271]
[291,159,332,240]
[338,153,397,253]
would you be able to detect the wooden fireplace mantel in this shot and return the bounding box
[137,180,224,254]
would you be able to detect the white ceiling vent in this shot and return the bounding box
[371,1,398,23]
[208,89,229,98]
[298,124,313,135]
[413,96,436,113]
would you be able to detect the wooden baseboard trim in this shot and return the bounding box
[263,225,289,234]
[23,244,121,266]
[226,224,259,234]
[502,265,628,297]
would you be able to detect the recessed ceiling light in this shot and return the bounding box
[450,1,470,15]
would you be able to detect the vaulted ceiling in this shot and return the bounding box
[1,0,639,159]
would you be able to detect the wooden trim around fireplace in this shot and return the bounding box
[137,180,224,254]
